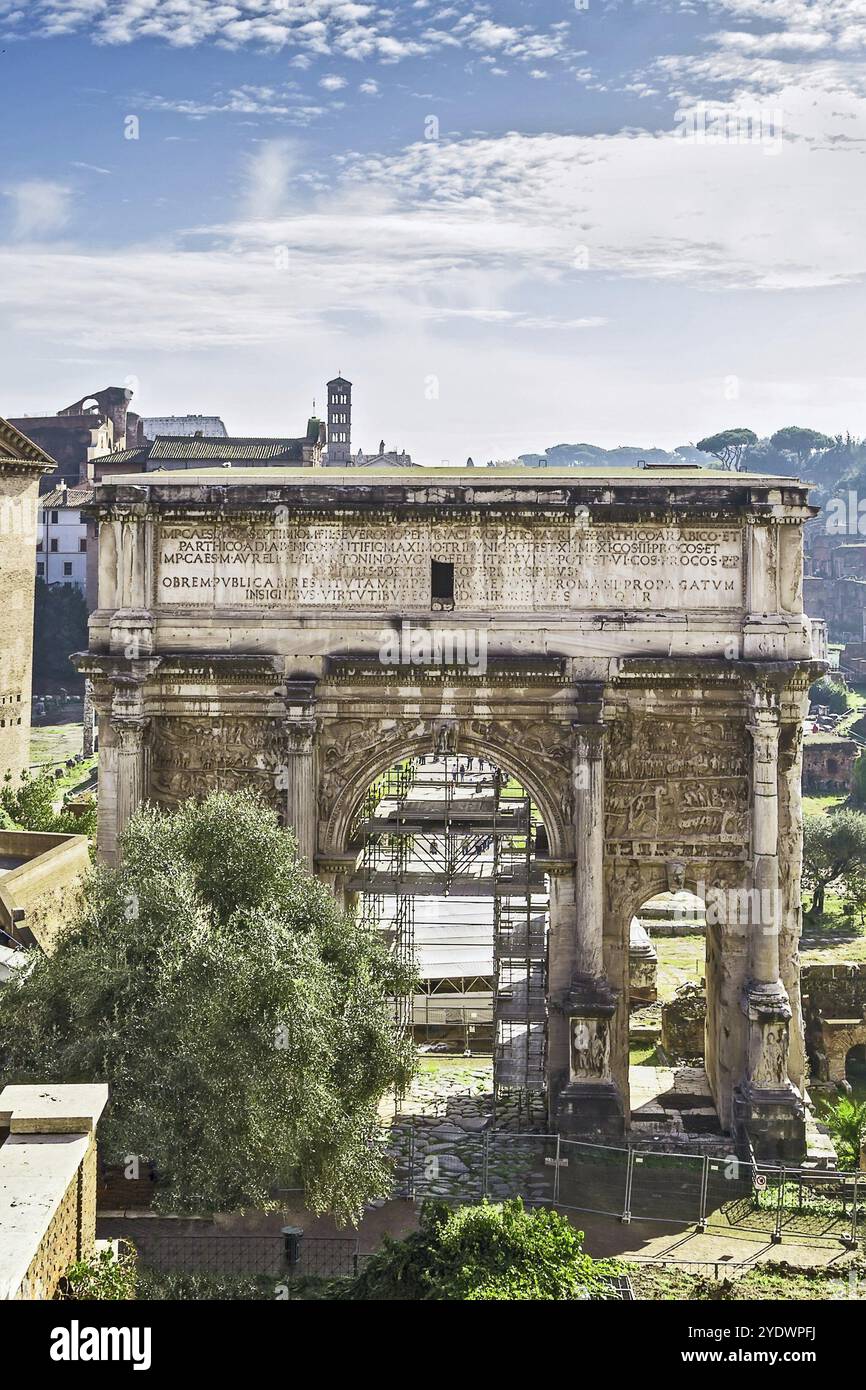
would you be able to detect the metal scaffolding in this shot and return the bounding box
[352,754,549,1118]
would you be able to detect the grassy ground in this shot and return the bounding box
[416,1056,493,1085]
[653,920,866,968]
[801,936,866,963]
[629,1042,666,1066]
[838,687,866,733]
[30,721,85,770]
[27,721,96,812]
[630,1259,864,1301]
[653,936,705,1000]
[802,792,847,818]
[801,890,866,936]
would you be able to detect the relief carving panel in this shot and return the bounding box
[605,715,750,861]
[148,715,284,810]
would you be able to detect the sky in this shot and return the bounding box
[1,0,865,463]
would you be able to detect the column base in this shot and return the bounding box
[733,1081,806,1163]
[553,972,623,1139]
[556,1080,625,1140]
[735,979,805,1161]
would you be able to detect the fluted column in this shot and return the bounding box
[97,518,118,611]
[113,717,149,849]
[748,696,782,988]
[574,726,605,981]
[735,688,805,1161]
[553,722,622,1137]
[283,718,316,868]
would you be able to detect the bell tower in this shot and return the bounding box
[326,375,352,465]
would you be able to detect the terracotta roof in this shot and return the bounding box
[148,436,307,461]
[0,415,55,471]
[40,485,93,509]
[93,447,151,467]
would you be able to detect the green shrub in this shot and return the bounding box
[819,1095,866,1169]
[350,1198,619,1301]
[0,769,96,838]
[59,1243,138,1300]
[136,1269,282,1301]
[0,770,58,831]
[809,678,851,716]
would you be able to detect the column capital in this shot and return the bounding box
[571,721,606,761]
[748,685,781,723]
[282,718,316,756]
[748,690,781,753]
[111,716,149,754]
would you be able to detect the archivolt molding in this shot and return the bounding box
[603,859,746,934]
[317,713,575,858]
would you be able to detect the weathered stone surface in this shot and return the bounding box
[77,467,819,1158]
[0,418,54,784]
[802,962,866,1085]
[661,983,707,1062]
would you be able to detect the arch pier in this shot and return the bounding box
[77,466,821,1161]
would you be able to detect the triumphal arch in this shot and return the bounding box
[78,465,821,1159]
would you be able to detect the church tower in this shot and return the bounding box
[326,376,352,465]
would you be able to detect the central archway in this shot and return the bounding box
[318,720,572,865]
[343,749,551,1124]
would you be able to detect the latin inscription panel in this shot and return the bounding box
[156,515,744,611]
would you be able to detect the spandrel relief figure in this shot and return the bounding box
[755,1021,789,1090]
[570,1018,610,1082]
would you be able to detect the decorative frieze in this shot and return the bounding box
[604,714,751,861]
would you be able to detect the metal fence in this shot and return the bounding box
[386,1127,865,1248]
[124,1137,864,1283]
[129,1232,360,1281]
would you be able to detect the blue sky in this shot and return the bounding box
[1,0,865,462]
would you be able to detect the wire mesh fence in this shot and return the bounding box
[119,1133,865,1285]
[129,1232,360,1281]
[383,1125,865,1248]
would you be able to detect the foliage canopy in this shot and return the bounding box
[350,1198,619,1301]
[695,428,758,471]
[0,790,414,1221]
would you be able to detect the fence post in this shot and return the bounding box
[697,1153,709,1233]
[553,1134,562,1206]
[282,1226,304,1275]
[408,1117,416,1202]
[482,1130,490,1200]
[621,1148,634,1224]
[843,1173,859,1251]
[772,1168,784,1245]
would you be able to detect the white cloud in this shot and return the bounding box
[4,180,71,239]
[359,79,380,95]
[6,0,577,68]
[0,112,862,363]
[243,140,301,220]
[319,73,347,91]
[141,85,327,123]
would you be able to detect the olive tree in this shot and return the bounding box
[0,790,414,1221]
[802,809,866,919]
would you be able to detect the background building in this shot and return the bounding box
[325,376,352,464]
[142,415,227,439]
[0,417,54,781]
[36,483,90,594]
[9,386,146,494]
